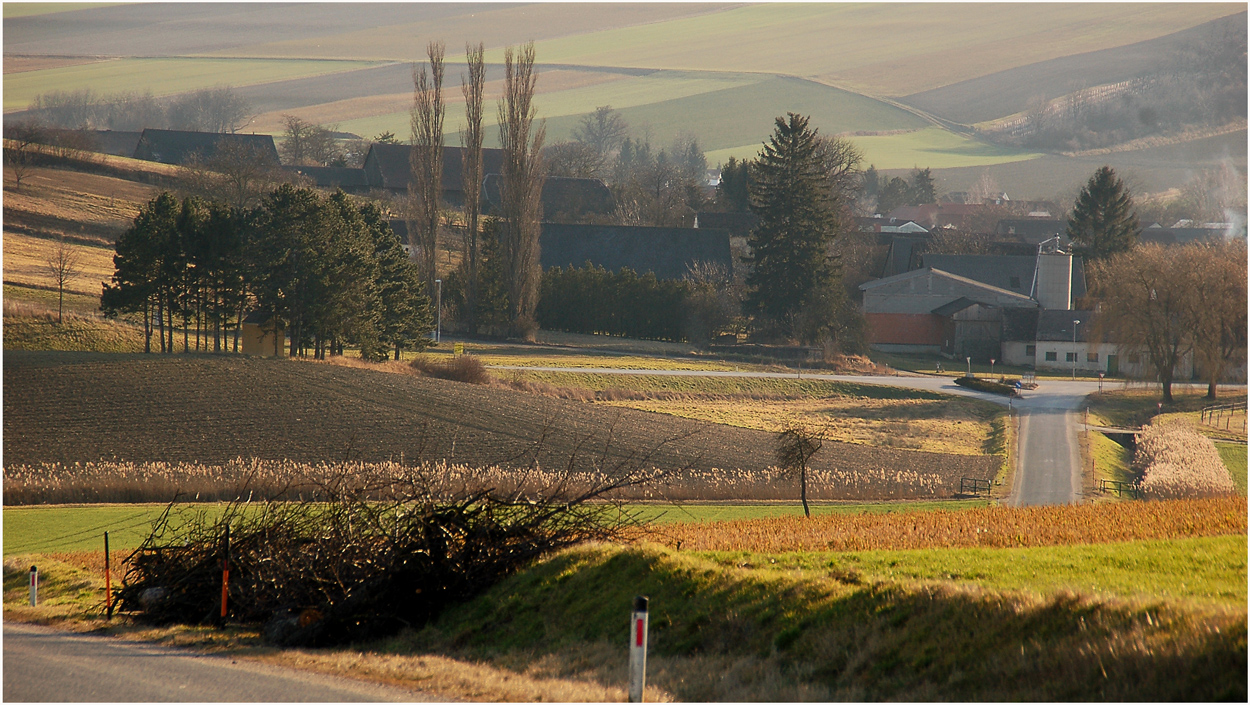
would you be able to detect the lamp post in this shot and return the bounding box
[990,358,996,379]
[966,356,971,378]
[435,278,443,344]
[1071,319,1080,380]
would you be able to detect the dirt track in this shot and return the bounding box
[2,351,998,499]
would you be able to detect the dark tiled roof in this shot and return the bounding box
[994,219,1067,239]
[282,166,370,190]
[1139,227,1227,245]
[482,174,616,220]
[43,129,142,157]
[1036,310,1094,342]
[540,223,733,280]
[133,129,279,165]
[695,211,759,237]
[883,235,928,277]
[362,144,505,192]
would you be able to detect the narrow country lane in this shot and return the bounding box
[2,621,439,702]
[489,365,1103,506]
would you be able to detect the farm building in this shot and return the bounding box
[539,223,733,280]
[994,218,1069,246]
[240,312,286,358]
[916,253,1087,303]
[859,267,1038,357]
[1001,310,1194,379]
[282,165,371,192]
[360,144,505,206]
[133,129,279,165]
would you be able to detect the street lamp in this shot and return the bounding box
[1071,319,1081,380]
[990,358,996,379]
[966,356,971,378]
[435,278,443,344]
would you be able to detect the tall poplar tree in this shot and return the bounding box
[745,113,840,341]
[1067,166,1140,261]
[410,41,445,292]
[497,42,546,337]
[460,42,486,333]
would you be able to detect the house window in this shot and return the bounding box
[1026,344,1036,356]
[1010,276,1021,289]
[1045,351,1057,361]
[1066,352,1077,362]
[1087,352,1099,362]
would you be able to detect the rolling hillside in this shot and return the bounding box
[4,2,1243,198]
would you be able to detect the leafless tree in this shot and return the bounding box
[572,105,628,179]
[5,119,48,190]
[461,42,486,334]
[409,41,446,293]
[1181,239,1247,398]
[1090,244,1195,403]
[182,141,283,209]
[44,236,83,323]
[775,422,824,518]
[497,42,546,338]
[279,115,342,166]
[167,87,251,134]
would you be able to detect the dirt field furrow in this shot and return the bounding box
[3,351,999,500]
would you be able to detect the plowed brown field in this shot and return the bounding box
[2,351,998,500]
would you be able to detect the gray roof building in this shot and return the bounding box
[918,253,1087,300]
[361,144,505,203]
[133,129,279,165]
[540,223,733,280]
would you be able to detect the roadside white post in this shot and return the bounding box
[628,595,649,702]
[29,565,38,607]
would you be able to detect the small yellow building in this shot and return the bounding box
[241,312,286,357]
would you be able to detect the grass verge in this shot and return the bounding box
[1216,442,1248,496]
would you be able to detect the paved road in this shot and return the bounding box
[3,621,438,702]
[491,365,1103,506]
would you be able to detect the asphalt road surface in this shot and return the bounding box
[3,621,438,702]
[491,365,1103,507]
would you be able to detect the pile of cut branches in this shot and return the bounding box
[117,437,674,646]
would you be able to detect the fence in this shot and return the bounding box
[1098,478,1141,499]
[959,477,991,497]
[1200,401,1247,433]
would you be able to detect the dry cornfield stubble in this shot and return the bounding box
[646,497,1247,552]
[3,352,999,499]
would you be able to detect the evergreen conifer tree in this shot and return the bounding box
[746,113,840,341]
[1067,166,1140,261]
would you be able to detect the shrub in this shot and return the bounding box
[410,354,491,384]
[537,263,691,341]
[954,376,1020,397]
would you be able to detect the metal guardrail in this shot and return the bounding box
[1098,478,1141,499]
[959,477,992,496]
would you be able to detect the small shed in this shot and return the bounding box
[241,311,286,357]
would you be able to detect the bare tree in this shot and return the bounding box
[497,42,546,338]
[572,105,627,179]
[409,41,446,292]
[1090,244,1194,403]
[279,115,341,166]
[461,42,486,334]
[775,422,824,518]
[182,141,282,209]
[5,120,48,190]
[45,236,84,323]
[1182,239,1248,399]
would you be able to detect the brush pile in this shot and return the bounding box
[116,456,658,646]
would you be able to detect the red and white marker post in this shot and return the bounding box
[628,595,649,702]
[29,565,38,607]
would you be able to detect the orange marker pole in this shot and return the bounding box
[104,531,113,620]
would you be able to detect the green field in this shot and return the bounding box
[1217,442,1249,496]
[4,57,380,112]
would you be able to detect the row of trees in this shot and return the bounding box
[102,186,433,360]
[26,86,251,134]
[1091,239,1246,402]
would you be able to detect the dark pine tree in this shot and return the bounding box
[1067,166,1140,261]
[715,156,752,212]
[745,113,840,341]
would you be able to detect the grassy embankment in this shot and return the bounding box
[5,498,1245,701]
